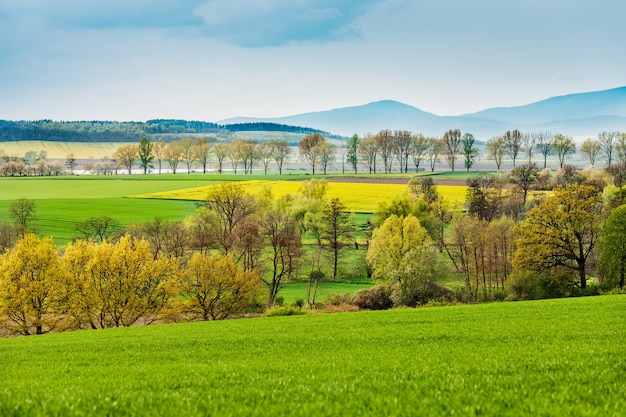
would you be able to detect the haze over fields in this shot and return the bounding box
[0,1,624,125]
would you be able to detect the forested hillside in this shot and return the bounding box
[0,120,330,142]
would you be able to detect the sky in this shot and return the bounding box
[0,0,624,122]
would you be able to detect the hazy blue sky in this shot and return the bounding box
[0,0,624,121]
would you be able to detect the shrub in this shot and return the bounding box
[324,293,352,307]
[274,296,285,307]
[351,285,393,310]
[391,280,455,307]
[264,305,306,317]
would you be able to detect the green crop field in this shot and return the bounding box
[0,176,219,244]
[0,295,623,416]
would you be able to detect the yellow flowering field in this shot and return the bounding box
[134,180,467,213]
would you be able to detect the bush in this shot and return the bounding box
[264,305,306,317]
[324,293,352,307]
[293,298,305,308]
[391,280,456,307]
[351,285,393,310]
[508,270,580,300]
[274,296,285,307]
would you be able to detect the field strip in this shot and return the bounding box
[132,180,467,213]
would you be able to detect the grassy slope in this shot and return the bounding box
[0,295,623,416]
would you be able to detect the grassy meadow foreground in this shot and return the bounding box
[0,295,624,416]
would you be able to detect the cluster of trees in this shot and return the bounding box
[0,149,65,177]
[0,181,362,336]
[360,170,626,307]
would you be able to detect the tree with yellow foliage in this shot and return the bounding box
[63,236,181,329]
[0,234,67,335]
[185,252,261,320]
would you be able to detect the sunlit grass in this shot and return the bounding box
[0,295,623,416]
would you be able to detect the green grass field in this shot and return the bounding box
[0,295,623,416]
[0,176,216,244]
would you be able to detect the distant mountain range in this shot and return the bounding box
[220,86,626,139]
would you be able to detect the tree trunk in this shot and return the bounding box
[579,262,587,289]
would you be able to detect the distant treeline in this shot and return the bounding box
[0,119,331,142]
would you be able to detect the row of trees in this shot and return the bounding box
[3,129,625,177]
[110,137,292,175]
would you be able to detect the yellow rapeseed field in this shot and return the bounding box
[134,180,467,213]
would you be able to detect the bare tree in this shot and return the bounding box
[504,130,522,167]
[598,131,618,166]
[164,141,183,174]
[533,131,554,169]
[358,136,379,173]
[180,138,196,174]
[152,141,167,174]
[521,133,536,164]
[410,134,428,172]
[299,133,325,174]
[194,137,213,174]
[442,129,462,171]
[213,143,230,174]
[427,137,441,172]
[270,139,291,175]
[393,130,412,173]
[257,142,274,175]
[375,130,395,173]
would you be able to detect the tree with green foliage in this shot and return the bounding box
[320,198,355,280]
[513,185,602,289]
[9,198,36,238]
[485,136,506,170]
[599,205,626,288]
[138,137,154,174]
[346,134,359,173]
[366,214,439,306]
[462,133,478,171]
[74,215,120,242]
[552,134,576,168]
[580,137,601,167]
